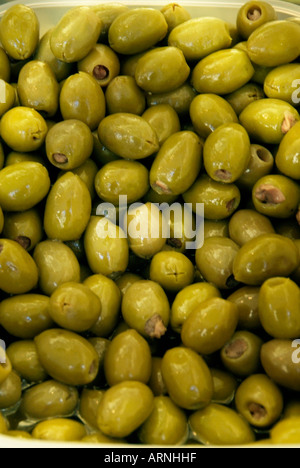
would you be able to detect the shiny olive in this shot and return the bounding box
[142,104,181,146]
[147,83,197,116]
[238,144,274,190]
[32,418,86,442]
[21,380,79,420]
[229,209,275,246]
[70,158,98,200]
[7,340,47,383]
[33,240,81,296]
[105,75,146,115]
[227,286,261,330]
[149,251,194,293]
[221,330,263,377]
[0,412,7,434]
[0,80,15,118]
[0,47,10,82]
[91,3,129,41]
[79,388,105,429]
[3,209,43,252]
[211,368,238,405]
[236,1,277,39]
[148,357,168,397]
[271,418,300,445]
[0,370,22,409]
[160,3,191,31]
[0,4,39,60]
[0,355,12,386]
[225,83,265,116]
[97,381,154,438]
[203,220,229,239]
[35,328,99,386]
[235,374,283,428]
[264,64,300,105]
[78,43,120,88]
[275,121,300,180]
[115,272,143,298]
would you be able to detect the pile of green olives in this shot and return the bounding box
[1,0,300,447]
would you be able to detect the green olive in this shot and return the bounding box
[7,431,32,439]
[149,251,194,293]
[236,1,277,39]
[97,381,154,438]
[7,340,47,383]
[60,72,106,131]
[204,220,229,239]
[0,294,53,339]
[49,282,101,333]
[0,239,39,294]
[148,357,168,397]
[161,347,213,410]
[0,4,39,60]
[142,104,181,146]
[229,209,275,246]
[83,274,122,338]
[147,83,197,116]
[84,216,129,278]
[138,396,188,445]
[33,240,81,296]
[0,355,12,386]
[239,98,300,145]
[237,144,274,190]
[3,209,43,252]
[108,8,168,55]
[50,6,101,63]
[211,368,238,405]
[191,49,255,95]
[21,380,79,420]
[227,286,261,330]
[0,370,22,409]
[221,330,264,377]
[235,374,283,428]
[115,272,143,298]
[78,43,120,87]
[70,158,99,200]
[98,113,159,160]
[4,151,45,167]
[0,412,7,434]
[32,418,86,442]
[181,298,239,355]
[0,107,48,152]
[135,46,190,94]
[0,161,50,212]
[91,3,129,41]
[35,328,99,386]
[0,47,10,82]
[79,388,105,429]
[160,3,191,32]
[225,83,265,116]
[271,418,300,445]
[189,403,255,446]
[150,131,202,196]
[247,20,300,67]
[264,64,300,105]
[44,172,92,242]
[252,174,300,219]
[46,120,94,170]
[275,121,300,180]
[0,80,15,118]
[183,175,241,220]
[233,233,300,285]
[104,329,152,386]
[168,17,232,61]
[105,75,146,115]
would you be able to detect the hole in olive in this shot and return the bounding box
[255,184,286,205]
[93,65,109,81]
[248,402,267,421]
[256,148,272,163]
[247,6,262,21]
[144,314,167,339]
[53,153,68,164]
[226,198,237,212]
[215,169,232,181]
[167,238,183,249]
[15,236,31,250]
[225,338,248,359]
[89,360,98,375]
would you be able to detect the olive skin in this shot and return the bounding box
[105,75,146,115]
[236,1,277,39]
[0,239,39,295]
[98,113,159,160]
[0,47,10,82]
[228,209,275,246]
[181,298,239,355]
[191,49,255,95]
[60,72,106,131]
[84,216,129,279]
[138,396,189,446]
[122,280,170,339]
[232,234,300,286]
[148,357,168,397]
[189,404,255,446]
[211,368,238,405]
[239,98,300,145]
[149,251,194,293]
[170,282,221,333]
[32,419,87,442]
[237,144,274,190]
[150,131,202,196]
[264,64,300,105]
[34,329,99,387]
[225,83,265,116]
[275,121,300,180]
[183,175,241,220]
[94,159,149,205]
[97,381,155,438]
[0,413,7,434]
[227,286,261,330]
[91,3,129,42]
[189,93,238,140]
[20,380,79,421]
[135,46,190,94]
[221,330,263,377]
[161,347,213,411]
[50,6,102,63]
[78,43,120,88]
[0,4,39,61]
[0,370,22,410]
[0,162,51,212]
[258,277,300,339]
[79,388,105,429]
[147,83,197,116]
[271,418,300,445]
[108,8,168,55]
[18,60,60,118]
[0,107,48,153]
[142,104,181,146]
[45,120,94,171]
[33,240,81,296]
[44,172,92,242]
[0,294,53,339]
[161,3,191,31]
[7,340,47,383]
[203,123,251,184]
[252,174,300,219]
[49,282,101,333]
[3,209,43,252]
[0,355,12,386]
[103,329,152,387]
[195,236,240,290]
[235,374,283,428]
[247,20,300,67]
[261,339,300,392]
[168,17,232,61]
